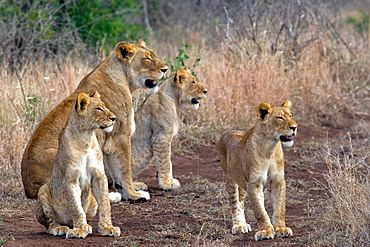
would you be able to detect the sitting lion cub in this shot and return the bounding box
[36,92,120,239]
[132,68,207,191]
[217,100,297,241]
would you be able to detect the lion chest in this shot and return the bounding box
[63,138,103,189]
[231,149,280,190]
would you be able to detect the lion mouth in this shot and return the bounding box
[280,136,293,142]
[191,98,199,105]
[100,124,114,133]
[145,79,158,88]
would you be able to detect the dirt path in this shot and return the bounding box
[0,124,341,246]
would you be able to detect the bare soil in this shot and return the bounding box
[0,124,343,246]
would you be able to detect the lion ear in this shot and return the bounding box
[76,93,91,115]
[137,39,146,47]
[174,68,188,87]
[256,103,272,121]
[90,91,101,99]
[115,42,137,63]
[281,99,291,108]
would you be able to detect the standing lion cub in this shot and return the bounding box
[217,100,297,241]
[131,68,207,191]
[36,92,120,239]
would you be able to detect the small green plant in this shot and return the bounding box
[345,10,370,36]
[22,94,42,123]
[164,44,201,77]
[0,236,15,246]
[132,44,201,111]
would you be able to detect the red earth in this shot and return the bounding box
[0,124,344,246]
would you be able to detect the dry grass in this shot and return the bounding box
[310,122,370,246]
[0,57,93,197]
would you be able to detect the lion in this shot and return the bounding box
[36,92,120,238]
[217,100,297,241]
[130,68,207,192]
[21,40,168,201]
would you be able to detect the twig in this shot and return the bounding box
[6,93,22,121]
[329,22,356,59]
[224,6,233,42]
[272,24,286,54]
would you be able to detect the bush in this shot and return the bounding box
[0,0,147,70]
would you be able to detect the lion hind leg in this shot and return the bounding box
[226,181,251,234]
[36,183,63,233]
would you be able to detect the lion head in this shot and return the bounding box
[114,40,168,90]
[256,100,297,147]
[173,68,207,109]
[75,92,116,133]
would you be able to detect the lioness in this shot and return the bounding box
[131,68,207,191]
[36,92,120,238]
[217,100,297,241]
[21,40,168,201]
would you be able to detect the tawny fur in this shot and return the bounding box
[130,68,207,191]
[21,40,167,201]
[36,92,120,239]
[217,100,297,241]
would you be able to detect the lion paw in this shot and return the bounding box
[231,224,252,234]
[274,226,293,238]
[66,228,90,239]
[133,181,148,191]
[100,226,121,237]
[109,192,122,203]
[127,190,150,201]
[160,178,181,190]
[255,229,275,241]
[48,225,70,236]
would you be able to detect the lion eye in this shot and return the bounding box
[96,107,104,112]
[192,81,197,84]
[145,57,152,61]
[276,116,284,120]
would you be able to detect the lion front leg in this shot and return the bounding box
[248,180,275,241]
[65,184,92,239]
[152,135,180,190]
[270,175,293,239]
[104,136,150,201]
[131,147,153,191]
[91,169,121,237]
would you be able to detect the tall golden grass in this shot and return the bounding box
[313,122,370,246]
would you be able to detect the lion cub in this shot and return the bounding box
[218,100,297,241]
[36,92,120,239]
[132,68,207,191]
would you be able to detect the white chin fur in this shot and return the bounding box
[282,140,294,147]
[148,86,159,94]
[104,125,114,133]
[192,104,200,110]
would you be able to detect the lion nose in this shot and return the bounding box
[289,126,297,133]
[203,89,208,94]
[110,116,116,122]
[160,68,168,73]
